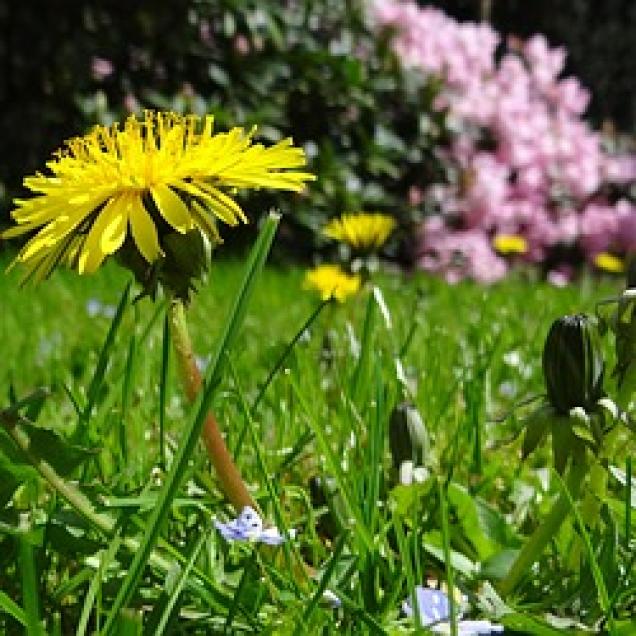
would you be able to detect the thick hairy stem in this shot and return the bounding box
[168,297,256,512]
[498,460,588,596]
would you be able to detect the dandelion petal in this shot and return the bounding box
[79,195,129,274]
[151,184,193,234]
[129,193,162,263]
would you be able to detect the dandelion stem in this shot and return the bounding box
[167,296,256,512]
[498,459,587,596]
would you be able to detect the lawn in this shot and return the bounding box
[1,245,633,634]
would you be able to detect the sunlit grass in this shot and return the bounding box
[1,252,633,634]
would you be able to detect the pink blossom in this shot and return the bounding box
[418,219,507,284]
[579,203,620,255]
[372,0,636,282]
[91,57,114,81]
[615,200,636,251]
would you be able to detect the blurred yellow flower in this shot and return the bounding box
[304,264,361,302]
[594,252,624,274]
[3,111,314,282]
[492,234,528,255]
[323,212,396,250]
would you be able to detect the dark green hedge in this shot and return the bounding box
[0,0,444,260]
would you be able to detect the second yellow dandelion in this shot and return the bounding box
[304,264,361,302]
[323,212,396,251]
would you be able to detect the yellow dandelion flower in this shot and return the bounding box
[3,111,314,282]
[594,252,624,274]
[323,212,396,251]
[492,233,528,255]
[304,264,361,302]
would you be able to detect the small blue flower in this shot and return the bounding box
[322,589,342,609]
[214,506,291,545]
[86,299,116,318]
[403,587,450,625]
[403,586,504,635]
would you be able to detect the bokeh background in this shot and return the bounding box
[1,0,635,281]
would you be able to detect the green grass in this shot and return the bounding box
[0,252,634,634]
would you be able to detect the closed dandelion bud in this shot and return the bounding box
[542,314,605,414]
[389,402,428,469]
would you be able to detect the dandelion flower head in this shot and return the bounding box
[4,111,314,282]
[304,264,361,302]
[594,252,624,274]
[492,233,528,255]
[323,212,396,251]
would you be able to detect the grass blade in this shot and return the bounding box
[101,212,280,634]
[76,531,122,636]
[153,530,207,636]
[233,298,329,459]
[392,512,420,630]
[295,530,348,634]
[81,281,131,431]
[0,590,27,627]
[251,298,330,414]
[158,315,171,469]
[553,470,614,632]
[626,456,632,551]
[363,363,385,534]
[119,326,137,464]
[351,290,377,406]
[18,536,43,636]
[227,358,303,588]
[439,480,458,636]
[289,375,374,551]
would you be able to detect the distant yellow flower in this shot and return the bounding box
[594,252,624,274]
[304,264,361,302]
[3,111,314,282]
[492,234,528,255]
[323,212,396,251]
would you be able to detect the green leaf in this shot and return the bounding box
[422,531,478,577]
[571,422,595,444]
[552,421,574,475]
[20,422,95,477]
[389,482,430,517]
[614,620,636,636]
[521,405,552,459]
[0,430,39,507]
[480,548,519,580]
[501,613,574,635]
[448,483,498,560]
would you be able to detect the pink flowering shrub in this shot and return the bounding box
[373,0,636,283]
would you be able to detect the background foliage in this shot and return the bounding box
[1,0,634,269]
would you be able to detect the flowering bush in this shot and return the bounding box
[373,0,636,283]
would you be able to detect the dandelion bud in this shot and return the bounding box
[389,402,428,469]
[542,314,605,414]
